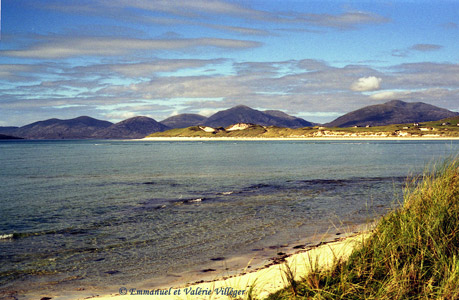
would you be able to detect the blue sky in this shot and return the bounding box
[0,0,458,126]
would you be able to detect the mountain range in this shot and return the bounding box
[91,116,169,139]
[10,116,113,139]
[160,113,207,129]
[0,100,457,139]
[202,105,313,128]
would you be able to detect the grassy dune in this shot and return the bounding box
[146,117,459,138]
[267,158,459,299]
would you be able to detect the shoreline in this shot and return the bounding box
[34,223,372,300]
[14,222,372,300]
[141,136,459,141]
[72,230,371,300]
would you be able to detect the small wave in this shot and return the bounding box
[220,191,234,195]
[188,198,203,203]
[3,227,91,240]
[0,233,13,240]
[173,198,205,205]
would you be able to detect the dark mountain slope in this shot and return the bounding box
[325,100,458,127]
[160,114,207,128]
[93,116,169,139]
[264,110,313,128]
[203,105,313,128]
[13,116,113,139]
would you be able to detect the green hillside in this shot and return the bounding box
[146,117,459,138]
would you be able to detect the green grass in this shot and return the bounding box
[266,158,459,300]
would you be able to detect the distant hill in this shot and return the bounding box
[160,114,207,129]
[325,100,459,128]
[203,105,313,128]
[264,110,313,127]
[0,126,20,136]
[93,116,169,139]
[12,116,113,139]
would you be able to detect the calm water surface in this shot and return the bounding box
[0,139,458,298]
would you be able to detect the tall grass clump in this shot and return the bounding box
[267,158,459,300]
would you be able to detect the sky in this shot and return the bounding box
[0,0,458,126]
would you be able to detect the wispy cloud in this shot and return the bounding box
[37,0,269,29]
[207,24,270,36]
[442,22,458,29]
[370,88,458,105]
[293,11,389,29]
[74,59,226,77]
[35,0,389,34]
[392,43,443,57]
[0,64,40,81]
[409,44,443,52]
[102,0,265,18]
[1,36,261,59]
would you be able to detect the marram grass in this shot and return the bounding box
[266,158,459,300]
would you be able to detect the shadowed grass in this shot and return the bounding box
[266,158,459,299]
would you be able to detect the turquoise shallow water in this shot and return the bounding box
[0,139,458,298]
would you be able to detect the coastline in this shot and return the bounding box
[5,141,457,300]
[141,136,459,141]
[74,230,371,300]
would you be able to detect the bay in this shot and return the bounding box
[0,139,457,298]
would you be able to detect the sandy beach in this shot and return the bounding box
[75,230,370,300]
[142,136,459,141]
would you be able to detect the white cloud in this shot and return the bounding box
[370,91,400,100]
[198,109,219,117]
[350,76,382,91]
[300,112,343,117]
[104,111,138,120]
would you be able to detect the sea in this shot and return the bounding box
[0,139,458,299]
